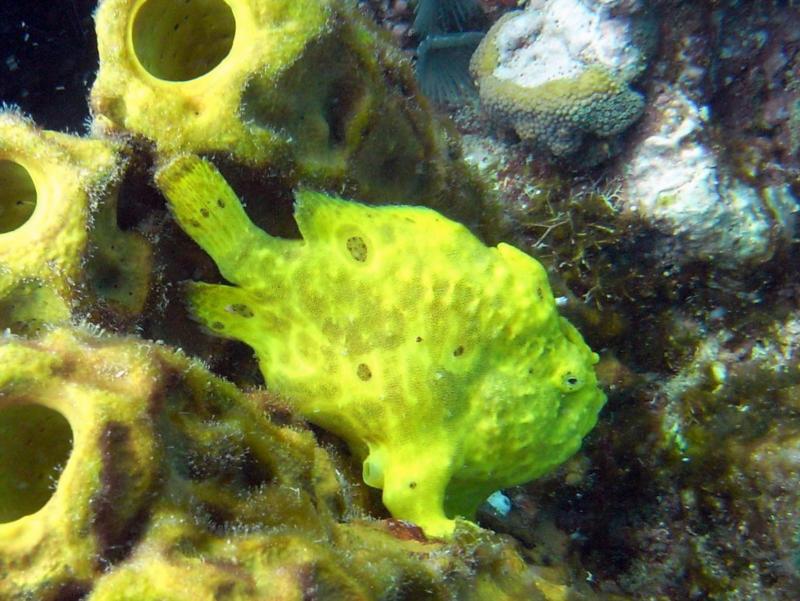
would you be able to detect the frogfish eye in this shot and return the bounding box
[560,372,584,392]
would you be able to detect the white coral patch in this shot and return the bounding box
[493,0,645,88]
[623,89,798,266]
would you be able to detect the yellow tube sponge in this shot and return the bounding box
[90,0,487,223]
[156,155,606,538]
[0,111,151,332]
[91,0,326,162]
[0,327,589,600]
[0,328,163,599]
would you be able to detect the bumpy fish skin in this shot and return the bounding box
[157,154,606,537]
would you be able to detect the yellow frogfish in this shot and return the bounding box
[157,155,605,537]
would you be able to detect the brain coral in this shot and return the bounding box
[156,154,606,538]
[470,2,653,163]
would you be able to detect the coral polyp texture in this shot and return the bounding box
[0,111,151,333]
[90,0,486,224]
[0,327,579,601]
[156,154,606,538]
[470,0,654,164]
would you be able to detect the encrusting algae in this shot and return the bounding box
[156,154,606,538]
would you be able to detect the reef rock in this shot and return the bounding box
[615,4,798,268]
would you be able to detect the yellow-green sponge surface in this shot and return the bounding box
[91,0,489,230]
[0,327,590,600]
[0,404,72,522]
[157,155,606,538]
[0,111,152,332]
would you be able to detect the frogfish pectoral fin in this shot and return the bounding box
[156,154,273,285]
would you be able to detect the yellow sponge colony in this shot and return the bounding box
[91,0,486,221]
[0,327,575,600]
[0,328,162,598]
[0,112,151,333]
[91,0,329,162]
[157,155,606,538]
